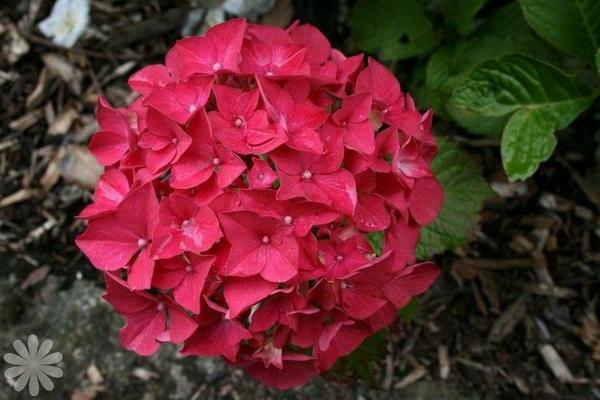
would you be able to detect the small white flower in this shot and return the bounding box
[223,0,275,18]
[4,334,63,396]
[37,0,90,48]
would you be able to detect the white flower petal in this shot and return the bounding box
[223,0,275,16]
[38,365,63,378]
[37,0,90,48]
[28,368,40,396]
[40,351,62,365]
[27,335,39,358]
[37,339,54,359]
[13,368,31,392]
[4,366,27,379]
[37,370,55,392]
[12,340,30,361]
[3,352,28,365]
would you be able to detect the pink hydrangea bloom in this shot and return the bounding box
[76,18,444,389]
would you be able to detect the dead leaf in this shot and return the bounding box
[57,145,102,189]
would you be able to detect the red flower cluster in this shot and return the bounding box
[76,19,443,389]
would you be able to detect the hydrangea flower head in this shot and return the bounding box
[76,18,443,389]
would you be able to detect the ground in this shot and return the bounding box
[0,1,599,399]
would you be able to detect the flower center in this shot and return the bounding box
[265,71,274,77]
[302,170,313,180]
[188,104,197,113]
[283,215,293,225]
[213,157,221,166]
[212,62,222,71]
[137,238,148,248]
[257,173,265,181]
[172,138,179,145]
[261,235,270,245]
[234,117,245,128]
[341,121,348,127]
[185,264,193,273]
[335,255,344,262]
[156,302,165,312]
[182,219,193,227]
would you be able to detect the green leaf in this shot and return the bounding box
[519,0,600,61]
[327,329,389,384]
[398,298,420,322]
[501,108,557,181]
[366,231,384,256]
[596,49,600,76]
[449,55,595,129]
[351,0,437,61]
[417,138,493,258]
[442,0,487,35]
[419,3,561,136]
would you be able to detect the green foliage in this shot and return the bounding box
[398,298,420,322]
[327,329,389,385]
[450,55,594,127]
[441,0,487,36]
[366,231,384,256]
[519,0,600,60]
[501,108,556,181]
[352,0,599,184]
[417,138,493,258]
[351,0,437,61]
[450,54,594,180]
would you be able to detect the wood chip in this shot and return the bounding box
[511,374,530,395]
[538,344,574,383]
[20,266,50,289]
[86,362,104,385]
[488,296,528,343]
[26,68,58,109]
[0,69,19,87]
[0,19,30,64]
[8,109,44,131]
[261,0,294,27]
[131,367,158,381]
[458,258,536,270]
[0,188,39,208]
[41,53,83,95]
[438,345,450,380]
[524,283,577,299]
[393,365,426,389]
[48,107,78,135]
[40,154,62,191]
